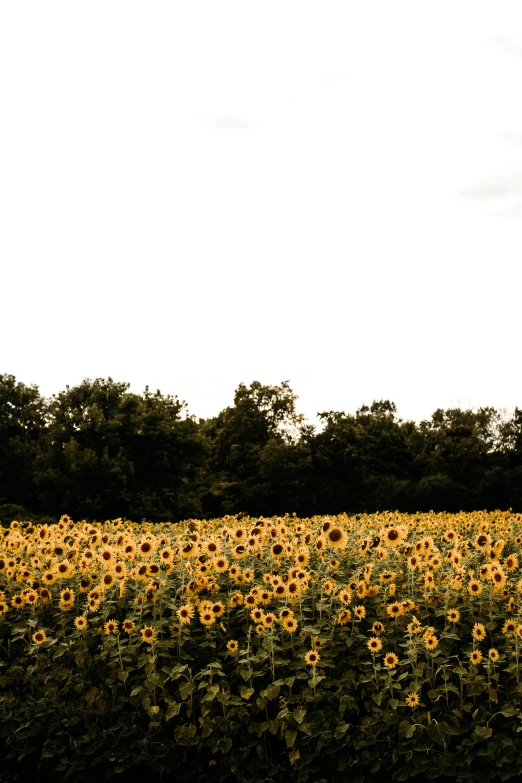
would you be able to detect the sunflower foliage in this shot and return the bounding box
[2,512,522,781]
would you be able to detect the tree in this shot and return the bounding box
[199,381,306,515]
[34,378,206,521]
[0,374,46,511]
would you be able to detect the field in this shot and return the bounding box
[2,511,522,782]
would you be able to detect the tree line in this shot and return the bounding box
[1,373,521,524]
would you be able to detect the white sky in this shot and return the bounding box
[1,2,521,429]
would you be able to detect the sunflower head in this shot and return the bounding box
[405,692,420,708]
[304,650,320,666]
[384,652,399,669]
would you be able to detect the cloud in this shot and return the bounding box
[489,35,522,57]
[490,35,522,58]
[213,114,251,129]
[500,132,522,146]
[492,201,522,218]
[461,167,522,200]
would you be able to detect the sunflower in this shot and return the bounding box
[259,589,272,604]
[271,543,285,559]
[282,617,298,633]
[211,555,227,573]
[304,650,320,666]
[472,623,486,642]
[367,637,383,653]
[405,692,420,708]
[384,652,399,669]
[337,609,352,625]
[446,608,460,624]
[74,616,87,630]
[177,604,195,624]
[60,588,75,604]
[122,619,135,634]
[326,528,347,549]
[470,650,483,665]
[383,527,404,548]
[503,620,517,637]
[229,591,243,607]
[386,602,403,618]
[180,542,196,558]
[279,608,294,621]
[227,639,239,653]
[251,608,265,623]
[24,590,39,607]
[141,626,156,643]
[273,584,287,600]
[139,539,155,557]
[200,611,216,626]
[372,621,385,636]
[99,547,114,566]
[0,601,8,615]
[424,635,439,651]
[335,589,350,607]
[244,593,258,608]
[489,648,500,662]
[32,630,47,645]
[104,619,119,635]
[287,580,300,599]
[354,605,366,620]
[263,612,277,628]
[504,554,519,572]
[295,550,310,567]
[468,580,482,597]
[211,601,225,617]
[356,582,367,599]
[491,570,506,590]
[101,572,115,589]
[11,593,24,609]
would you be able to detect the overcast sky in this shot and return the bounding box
[1,2,521,429]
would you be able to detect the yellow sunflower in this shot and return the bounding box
[383,652,399,669]
[32,630,47,645]
[304,650,320,666]
[141,626,156,643]
[405,692,420,708]
[472,623,486,642]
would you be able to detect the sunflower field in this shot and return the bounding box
[2,512,522,782]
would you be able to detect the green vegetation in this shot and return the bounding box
[1,374,521,524]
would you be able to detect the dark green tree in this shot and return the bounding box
[34,378,206,522]
[200,381,306,515]
[0,374,46,515]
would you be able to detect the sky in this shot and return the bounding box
[1,2,521,430]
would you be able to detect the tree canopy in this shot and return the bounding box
[0,373,520,523]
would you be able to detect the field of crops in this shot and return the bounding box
[2,511,522,782]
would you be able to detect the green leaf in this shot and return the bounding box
[474,726,493,740]
[289,749,300,766]
[285,730,297,748]
[241,686,254,700]
[179,681,195,701]
[166,702,181,719]
[293,708,306,724]
[334,722,350,739]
